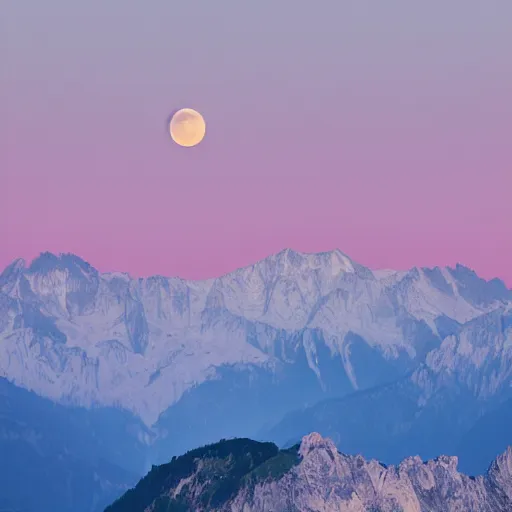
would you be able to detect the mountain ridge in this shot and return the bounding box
[4,248,510,288]
[105,432,512,512]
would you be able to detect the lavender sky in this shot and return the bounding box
[2,1,511,284]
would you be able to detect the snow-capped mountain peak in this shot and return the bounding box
[0,250,510,425]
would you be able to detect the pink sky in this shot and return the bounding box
[2,1,511,285]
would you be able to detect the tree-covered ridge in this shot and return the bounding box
[105,438,301,512]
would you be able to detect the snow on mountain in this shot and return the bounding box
[0,249,510,425]
[414,304,512,400]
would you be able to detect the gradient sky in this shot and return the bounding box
[2,1,511,284]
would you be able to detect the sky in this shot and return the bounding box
[2,0,511,285]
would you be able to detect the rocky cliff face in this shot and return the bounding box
[107,433,512,512]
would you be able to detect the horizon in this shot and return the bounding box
[2,247,510,287]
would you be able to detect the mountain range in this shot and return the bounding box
[0,249,511,511]
[106,432,512,512]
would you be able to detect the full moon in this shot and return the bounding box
[169,108,206,147]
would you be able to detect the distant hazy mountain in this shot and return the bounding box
[0,377,141,512]
[264,306,512,473]
[105,433,512,512]
[0,249,511,510]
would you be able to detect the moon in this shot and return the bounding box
[169,108,206,147]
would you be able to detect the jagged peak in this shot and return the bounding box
[28,251,61,272]
[453,262,476,272]
[448,262,492,283]
[275,247,350,261]
[210,247,359,283]
[0,258,27,290]
[488,445,512,475]
[27,252,97,277]
[432,454,459,471]
[398,455,424,469]
[269,248,356,276]
[299,432,338,458]
[0,257,26,277]
[9,257,26,271]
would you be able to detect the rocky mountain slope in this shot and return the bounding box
[106,432,512,512]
